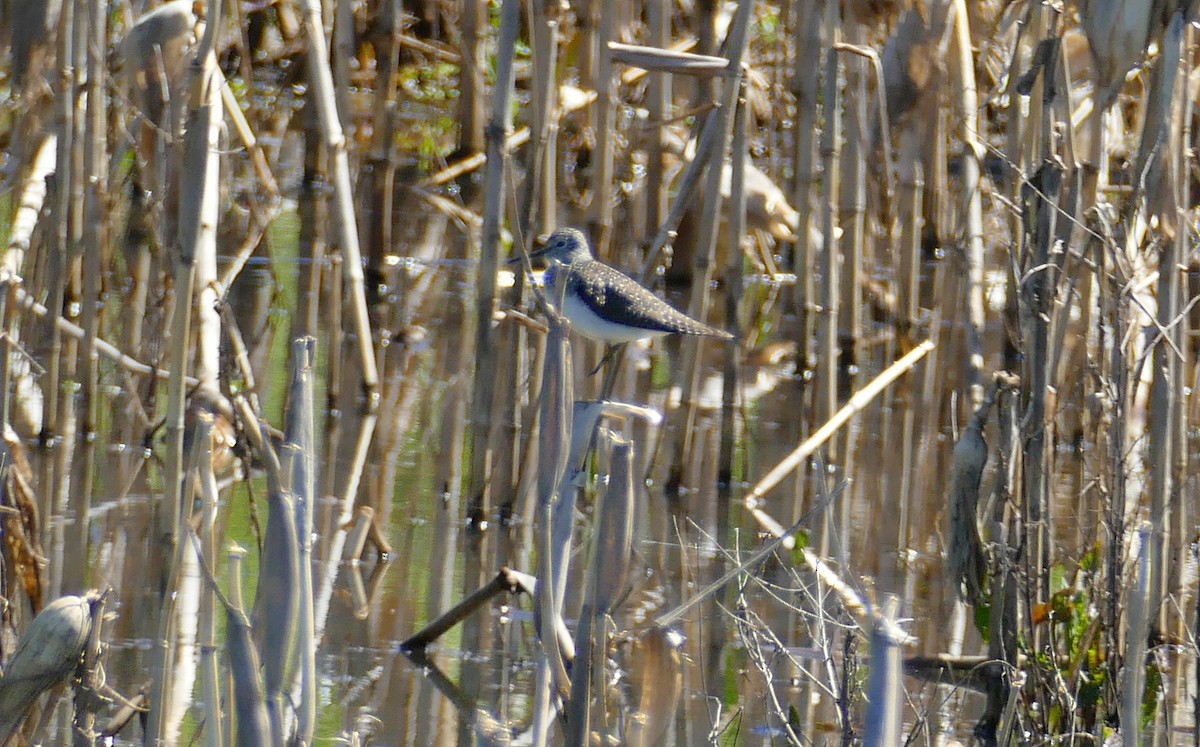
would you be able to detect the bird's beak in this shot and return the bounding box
[507,244,548,266]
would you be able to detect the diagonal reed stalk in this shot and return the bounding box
[744,340,934,506]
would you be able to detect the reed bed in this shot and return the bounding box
[0,0,1197,744]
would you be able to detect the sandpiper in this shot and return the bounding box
[526,228,734,344]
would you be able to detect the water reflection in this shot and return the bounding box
[21,196,990,745]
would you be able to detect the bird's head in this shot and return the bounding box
[527,227,594,266]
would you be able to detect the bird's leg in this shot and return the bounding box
[588,343,623,377]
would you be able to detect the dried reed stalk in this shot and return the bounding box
[401,568,536,651]
[530,279,575,746]
[223,546,272,746]
[64,0,109,596]
[0,274,186,381]
[861,597,904,747]
[1144,9,1186,648]
[295,98,327,341]
[667,0,751,491]
[717,96,748,545]
[744,341,934,505]
[465,0,520,525]
[644,0,670,240]
[148,5,223,738]
[526,0,559,237]
[193,412,221,747]
[297,0,380,396]
[792,0,822,368]
[816,0,843,443]
[837,36,867,407]
[456,0,487,157]
[285,337,318,744]
[1121,524,1153,746]
[949,0,988,409]
[587,3,617,256]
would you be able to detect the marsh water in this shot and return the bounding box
[3,208,932,744]
[7,3,1200,736]
[0,188,1132,746]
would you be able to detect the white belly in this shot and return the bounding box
[560,292,667,343]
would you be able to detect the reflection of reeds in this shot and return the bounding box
[565,436,635,744]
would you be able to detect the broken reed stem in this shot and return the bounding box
[401,568,535,651]
[745,340,934,504]
[832,42,895,206]
[532,309,574,747]
[222,544,272,746]
[0,274,191,383]
[1122,524,1153,746]
[194,412,222,747]
[147,412,209,745]
[66,0,108,598]
[148,264,191,731]
[259,475,299,746]
[285,336,318,745]
[837,35,866,412]
[861,597,904,747]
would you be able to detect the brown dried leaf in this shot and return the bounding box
[1,443,45,613]
[1,426,32,486]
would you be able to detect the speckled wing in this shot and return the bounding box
[570,261,733,338]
